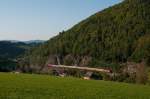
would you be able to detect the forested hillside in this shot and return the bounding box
[23,0,150,71]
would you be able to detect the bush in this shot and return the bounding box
[91,72,103,80]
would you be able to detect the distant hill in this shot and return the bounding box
[2,40,45,44]
[23,0,150,71]
[0,41,28,59]
[0,41,29,72]
[0,40,45,59]
[0,40,45,72]
[23,40,45,44]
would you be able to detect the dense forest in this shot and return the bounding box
[22,0,150,72]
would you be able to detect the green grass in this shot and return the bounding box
[0,73,150,99]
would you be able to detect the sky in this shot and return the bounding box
[0,0,122,41]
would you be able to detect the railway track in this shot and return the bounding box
[48,64,112,73]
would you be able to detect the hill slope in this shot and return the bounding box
[24,0,150,71]
[0,41,45,72]
[0,40,45,59]
[0,73,150,99]
[0,41,30,59]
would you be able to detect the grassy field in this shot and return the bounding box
[0,73,150,99]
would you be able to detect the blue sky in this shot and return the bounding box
[0,0,122,41]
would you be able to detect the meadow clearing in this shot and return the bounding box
[0,72,150,99]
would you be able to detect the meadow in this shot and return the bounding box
[0,72,150,99]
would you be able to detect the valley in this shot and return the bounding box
[0,0,150,98]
